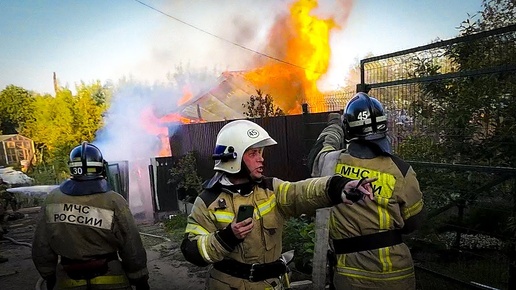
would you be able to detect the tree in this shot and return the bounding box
[0,85,34,134]
[21,83,110,179]
[169,151,203,202]
[401,0,516,167]
[72,82,109,142]
[242,89,285,118]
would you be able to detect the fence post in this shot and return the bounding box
[312,208,331,289]
[509,178,516,289]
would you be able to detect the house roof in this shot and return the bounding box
[0,134,32,142]
[176,71,256,122]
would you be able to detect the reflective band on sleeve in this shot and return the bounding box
[185,223,210,235]
[198,235,213,263]
[46,203,114,230]
[402,199,424,219]
[277,182,291,205]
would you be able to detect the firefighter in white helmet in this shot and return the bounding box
[181,119,377,290]
[308,93,426,290]
[32,142,149,290]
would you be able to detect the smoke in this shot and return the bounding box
[94,73,219,220]
[91,0,356,219]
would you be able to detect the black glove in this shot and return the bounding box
[342,178,369,203]
[130,275,150,290]
[344,187,364,203]
[45,274,56,290]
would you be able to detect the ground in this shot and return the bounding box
[0,207,207,290]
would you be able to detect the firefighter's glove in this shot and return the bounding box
[327,113,342,126]
[341,177,377,205]
[130,274,150,290]
[45,274,56,290]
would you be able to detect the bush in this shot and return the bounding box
[163,213,188,241]
[283,216,315,274]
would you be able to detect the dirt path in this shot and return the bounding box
[0,207,207,290]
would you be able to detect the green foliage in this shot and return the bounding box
[0,85,34,134]
[242,89,285,118]
[282,216,315,273]
[28,163,67,185]
[404,0,516,167]
[163,213,188,241]
[169,152,203,199]
[17,82,110,175]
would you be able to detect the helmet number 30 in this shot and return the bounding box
[357,110,370,120]
[72,167,83,175]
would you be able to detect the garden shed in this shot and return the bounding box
[0,134,35,168]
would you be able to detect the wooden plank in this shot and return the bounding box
[312,208,331,290]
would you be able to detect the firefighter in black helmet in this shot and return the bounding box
[32,142,149,290]
[309,93,426,290]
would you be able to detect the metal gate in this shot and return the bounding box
[149,156,179,218]
[106,161,129,201]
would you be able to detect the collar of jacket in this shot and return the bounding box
[220,181,256,196]
[59,178,110,196]
[348,139,392,159]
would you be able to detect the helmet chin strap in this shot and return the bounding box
[227,161,258,184]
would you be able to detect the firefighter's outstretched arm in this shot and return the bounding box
[308,113,345,176]
[273,175,376,218]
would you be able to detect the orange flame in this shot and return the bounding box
[178,85,193,106]
[244,0,339,113]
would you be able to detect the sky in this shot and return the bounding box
[0,0,484,95]
[0,0,485,215]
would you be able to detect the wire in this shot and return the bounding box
[132,0,320,73]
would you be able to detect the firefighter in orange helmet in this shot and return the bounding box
[181,119,377,290]
[32,142,149,290]
[309,93,426,290]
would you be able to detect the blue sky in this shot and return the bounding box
[0,0,484,95]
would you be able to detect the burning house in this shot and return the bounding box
[96,0,351,221]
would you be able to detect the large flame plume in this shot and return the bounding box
[245,0,340,114]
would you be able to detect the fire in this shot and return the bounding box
[141,107,197,157]
[244,0,340,114]
[140,85,205,157]
[178,85,193,106]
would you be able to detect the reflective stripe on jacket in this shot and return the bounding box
[32,185,148,289]
[182,175,344,290]
[324,152,423,289]
[311,116,424,290]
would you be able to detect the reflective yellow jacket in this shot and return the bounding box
[32,179,148,290]
[181,175,349,290]
[311,113,425,290]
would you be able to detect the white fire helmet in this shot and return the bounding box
[212,119,277,174]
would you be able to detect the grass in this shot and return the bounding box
[163,213,188,242]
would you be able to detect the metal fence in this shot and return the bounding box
[356,24,516,290]
[359,24,516,155]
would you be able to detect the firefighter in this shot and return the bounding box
[309,93,426,290]
[32,142,149,290]
[1,177,18,213]
[180,119,377,290]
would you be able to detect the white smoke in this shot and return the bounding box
[94,74,218,220]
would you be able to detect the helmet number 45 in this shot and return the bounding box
[357,110,370,120]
